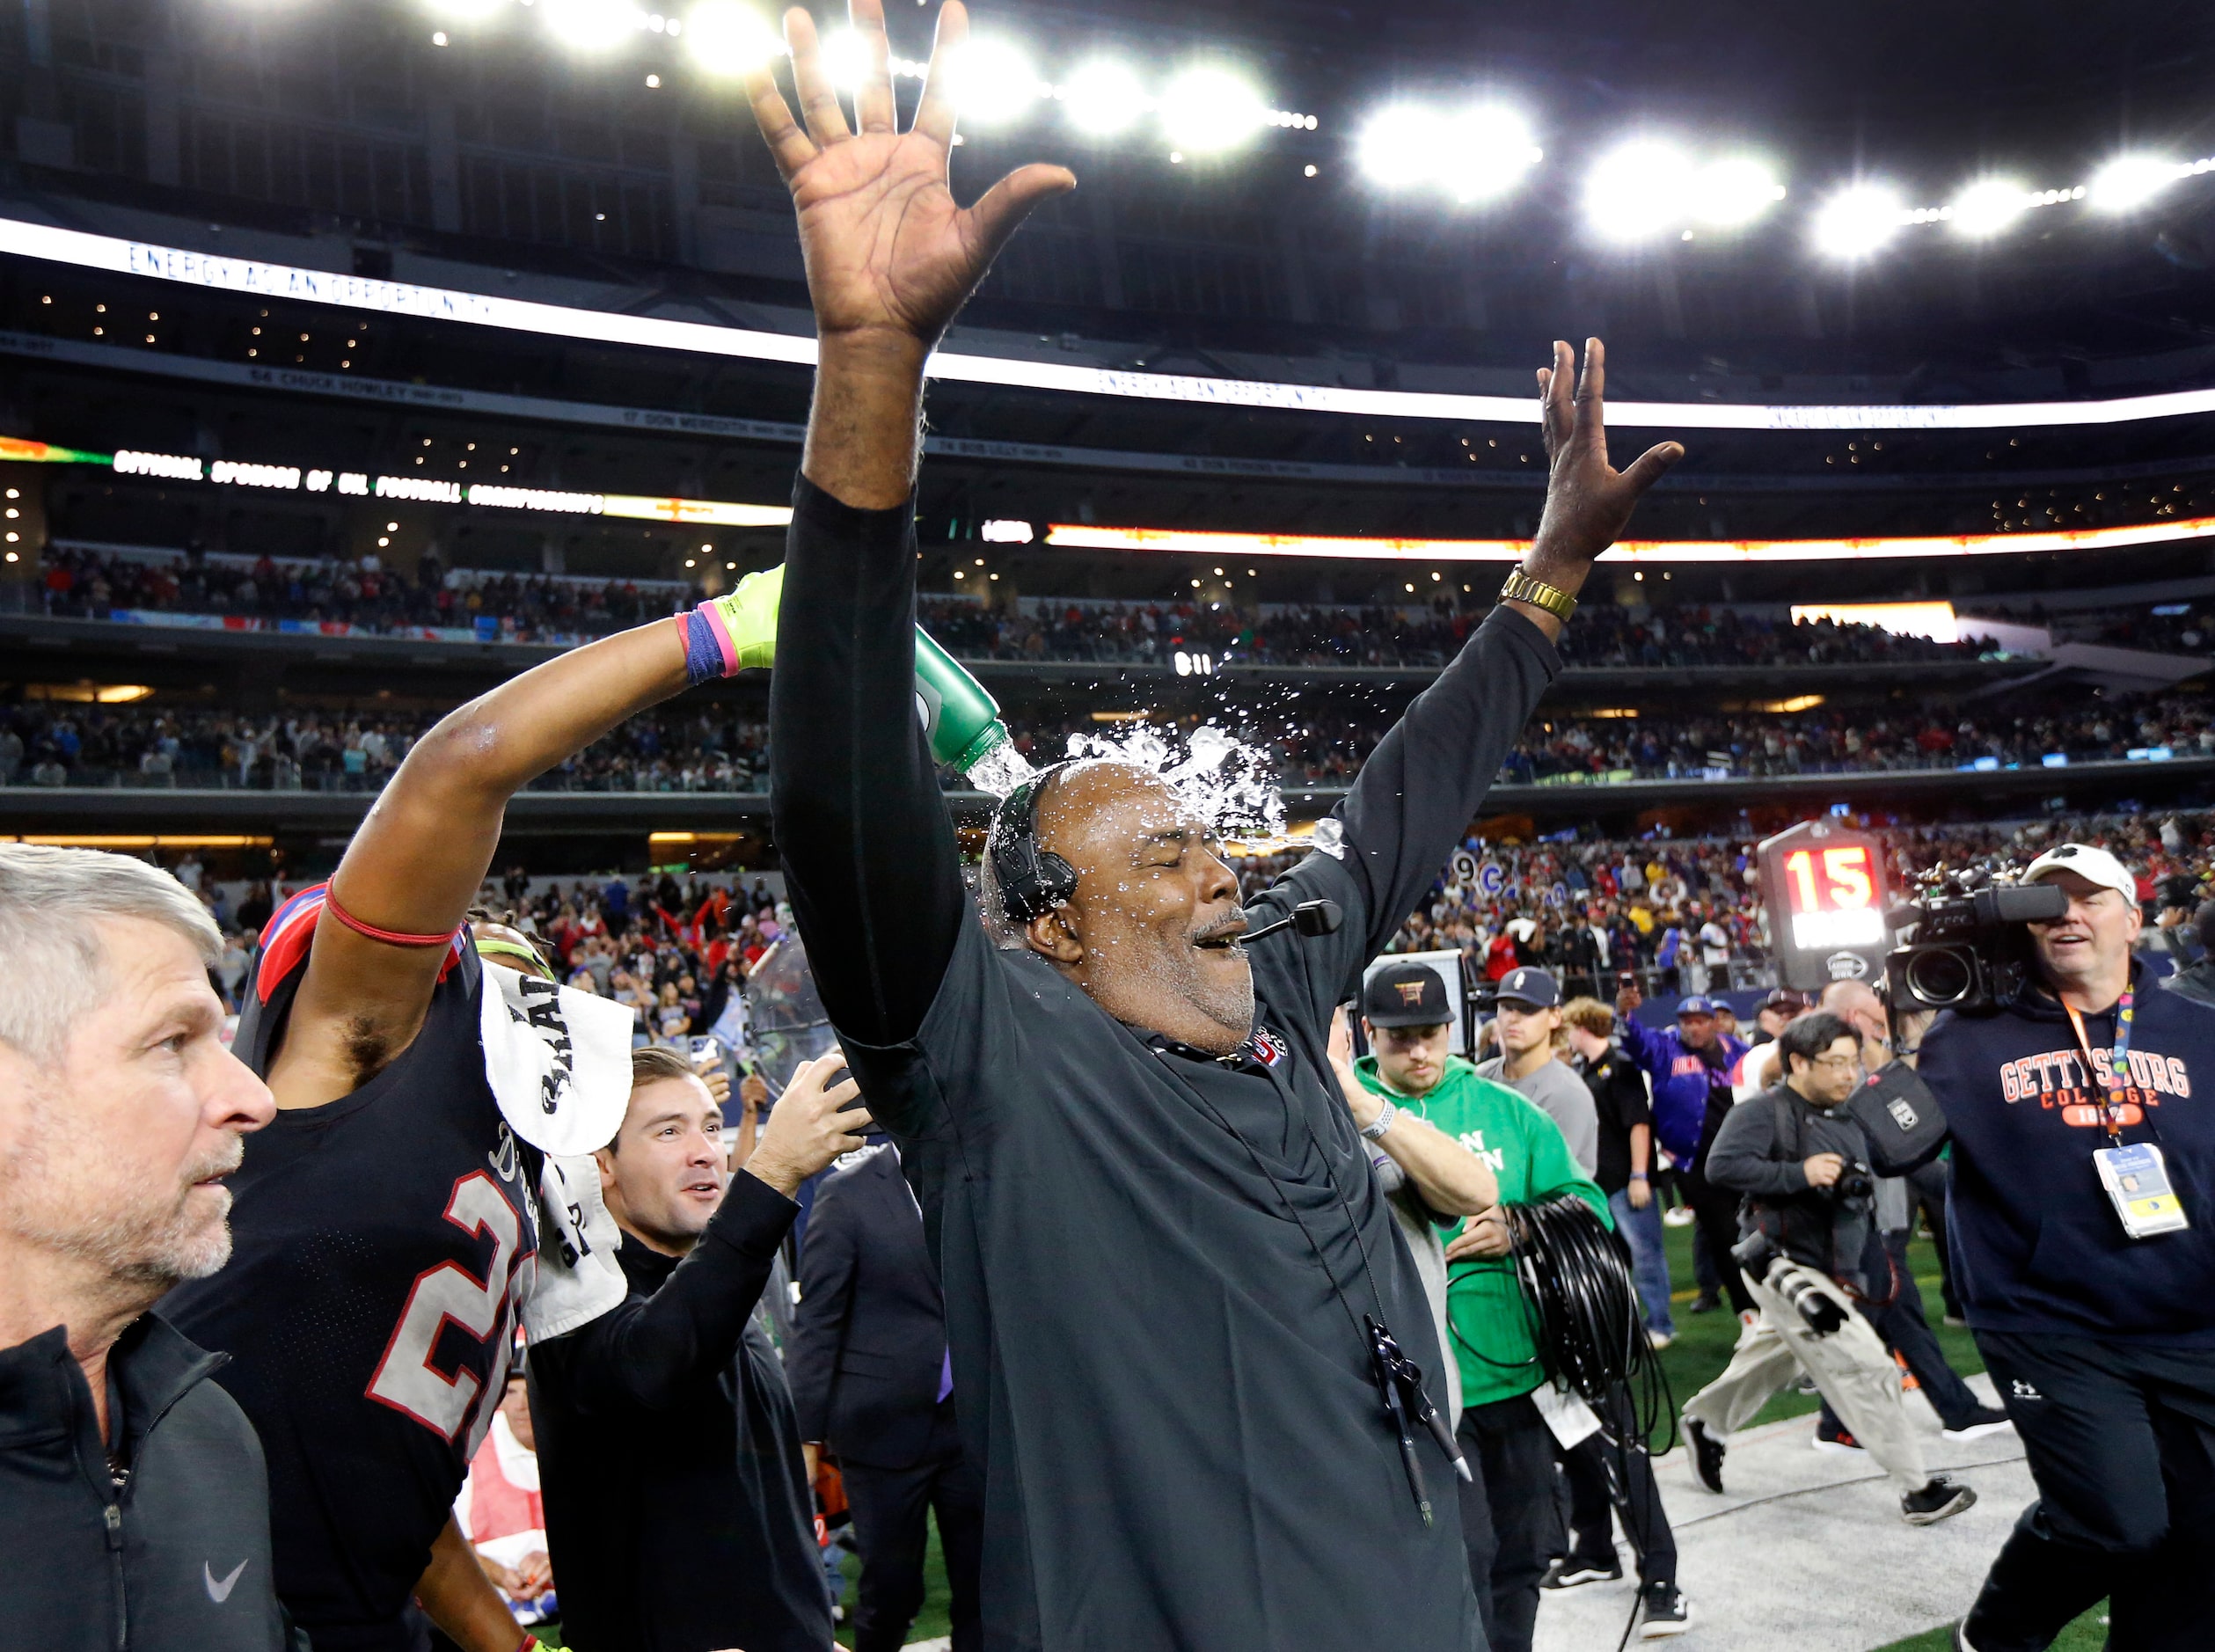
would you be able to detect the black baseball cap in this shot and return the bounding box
[1363,961,1454,1028]
[1759,988,1808,1015]
[1495,967,1561,1010]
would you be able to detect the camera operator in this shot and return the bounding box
[1680,1012,1977,1526]
[1919,844,2215,1652]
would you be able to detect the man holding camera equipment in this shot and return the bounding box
[1680,1012,1978,1525]
[1913,844,2215,1652]
[1412,1056,1688,1644]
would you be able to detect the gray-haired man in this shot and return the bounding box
[0,844,289,1650]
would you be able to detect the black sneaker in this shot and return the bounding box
[1638,1579,1691,1639]
[1542,1553,1622,1590]
[1942,1405,2014,1444]
[1686,1417,1726,1494]
[1813,1419,1865,1455]
[1902,1475,1977,1525]
[1685,1293,1722,1315]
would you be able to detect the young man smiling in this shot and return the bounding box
[749,3,1682,1641]
[529,1048,871,1652]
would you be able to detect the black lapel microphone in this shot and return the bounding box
[1239,899,1344,944]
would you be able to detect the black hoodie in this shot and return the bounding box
[1919,960,2215,1344]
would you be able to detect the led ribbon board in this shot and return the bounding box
[8,216,2215,432]
[1044,518,2215,564]
[24,439,793,526]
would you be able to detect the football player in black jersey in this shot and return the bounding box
[164,594,776,1652]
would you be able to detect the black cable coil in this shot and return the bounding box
[1503,1194,1676,1453]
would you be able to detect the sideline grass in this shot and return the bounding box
[1873,1604,2108,1651]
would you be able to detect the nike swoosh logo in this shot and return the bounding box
[204,1560,247,1604]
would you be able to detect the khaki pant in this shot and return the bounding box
[1682,1257,1928,1493]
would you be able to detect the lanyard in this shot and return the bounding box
[2062,990,2136,1145]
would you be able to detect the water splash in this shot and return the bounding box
[1061,720,1286,842]
[963,740,1039,801]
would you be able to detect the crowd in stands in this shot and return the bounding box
[0,702,772,793]
[8,687,2207,795]
[176,808,2215,1031]
[2026,601,2215,655]
[34,543,677,641]
[32,542,2003,669]
[1369,808,2214,984]
[916,594,1992,671]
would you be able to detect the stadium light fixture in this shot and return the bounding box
[1445,105,1541,204]
[1812,184,1905,259]
[1690,155,1786,226]
[1584,141,1693,241]
[1061,60,1147,136]
[1950,179,2029,236]
[1159,66,1268,154]
[1358,103,1540,203]
[685,2,779,76]
[541,0,643,52]
[1355,106,1444,191]
[947,39,1043,127]
[2088,155,2182,213]
[819,26,873,91]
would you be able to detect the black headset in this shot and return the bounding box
[989,764,1080,923]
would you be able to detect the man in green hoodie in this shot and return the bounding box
[1350,961,1689,1646]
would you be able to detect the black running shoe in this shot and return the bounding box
[1941,1405,2014,1443]
[1542,1553,1622,1590]
[1685,1293,1722,1315]
[1638,1580,1692,1639]
[1902,1475,1977,1525]
[1686,1417,1726,1494]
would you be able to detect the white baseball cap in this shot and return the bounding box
[2021,843,2138,903]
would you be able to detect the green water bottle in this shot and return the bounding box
[708,563,1032,792]
[912,626,1031,793]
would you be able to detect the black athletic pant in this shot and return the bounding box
[1963,1331,2215,1652]
[1682,1167,1755,1314]
[842,1410,986,1652]
[1561,1386,1678,1585]
[1458,1393,1561,1652]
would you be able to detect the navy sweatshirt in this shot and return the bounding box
[1919,961,2215,1345]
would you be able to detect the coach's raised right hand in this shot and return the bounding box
[744,0,1072,507]
[745,1056,874,1196]
[744,0,1073,357]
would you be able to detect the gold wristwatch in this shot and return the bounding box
[1498,568,1578,622]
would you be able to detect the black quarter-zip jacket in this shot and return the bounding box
[769,478,1558,1651]
[0,1312,291,1652]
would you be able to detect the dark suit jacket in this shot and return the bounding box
[787,1144,953,1471]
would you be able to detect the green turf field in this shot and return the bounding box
[1874,1605,2109,1651]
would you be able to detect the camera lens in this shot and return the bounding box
[1904,946,1975,1007]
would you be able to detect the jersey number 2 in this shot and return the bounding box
[368,1172,523,1441]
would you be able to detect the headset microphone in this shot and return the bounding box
[1238,899,1344,944]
